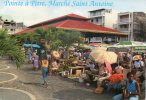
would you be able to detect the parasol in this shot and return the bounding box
[90,50,118,64]
[23,44,40,48]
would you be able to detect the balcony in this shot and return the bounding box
[120,18,129,22]
[119,28,129,32]
[118,22,130,25]
[118,18,132,25]
[90,12,105,18]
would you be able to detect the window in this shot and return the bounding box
[90,37,102,43]
[91,12,96,16]
[105,9,111,13]
[96,18,99,22]
[120,25,128,28]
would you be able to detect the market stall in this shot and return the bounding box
[107,41,146,71]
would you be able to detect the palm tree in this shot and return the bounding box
[58,30,84,59]
[14,32,39,44]
[35,28,47,44]
[46,27,62,50]
[35,27,62,50]
[0,29,25,68]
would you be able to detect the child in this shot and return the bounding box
[32,53,39,71]
[41,57,49,86]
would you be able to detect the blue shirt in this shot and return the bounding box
[127,80,137,93]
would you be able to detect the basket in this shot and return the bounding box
[51,51,60,59]
[94,86,104,94]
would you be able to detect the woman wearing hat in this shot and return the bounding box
[133,55,144,70]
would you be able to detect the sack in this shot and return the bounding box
[94,87,104,94]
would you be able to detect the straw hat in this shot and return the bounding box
[133,55,142,60]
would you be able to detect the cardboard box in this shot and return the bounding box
[75,70,82,76]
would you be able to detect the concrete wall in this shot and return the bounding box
[104,10,118,29]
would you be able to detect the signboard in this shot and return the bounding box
[107,47,129,52]
[132,46,146,52]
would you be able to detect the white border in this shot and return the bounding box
[0,66,10,71]
[0,87,36,100]
[0,72,17,84]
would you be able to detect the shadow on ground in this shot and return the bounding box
[53,88,113,100]
[18,80,43,87]
[58,76,97,89]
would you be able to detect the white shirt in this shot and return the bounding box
[86,64,95,70]
[134,61,141,68]
[115,66,124,70]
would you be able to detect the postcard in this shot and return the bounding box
[0,0,145,100]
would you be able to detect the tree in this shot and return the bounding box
[46,27,62,50]
[35,28,48,49]
[35,27,62,50]
[0,29,25,68]
[35,28,47,39]
[58,30,84,59]
[14,32,39,44]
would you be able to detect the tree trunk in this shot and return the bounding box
[40,38,46,44]
[66,46,70,60]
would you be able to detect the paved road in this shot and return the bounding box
[0,88,33,100]
[0,60,115,100]
[0,72,15,82]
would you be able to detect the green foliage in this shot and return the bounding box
[35,28,47,39]
[0,29,9,40]
[15,26,84,53]
[14,32,39,44]
[34,27,61,50]
[0,29,25,68]
[58,30,84,59]
[58,65,70,72]
[46,27,62,50]
[58,30,83,48]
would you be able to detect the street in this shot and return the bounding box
[0,59,114,100]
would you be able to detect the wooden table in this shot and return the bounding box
[69,66,85,76]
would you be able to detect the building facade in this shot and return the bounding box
[2,19,17,34]
[117,12,146,41]
[15,22,26,33]
[89,9,118,29]
[0,16,26,34]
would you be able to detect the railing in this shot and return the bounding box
[119,28,129,32]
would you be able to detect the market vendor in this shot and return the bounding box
[93,63,111,87]
[83,61,98,83]
[115,62,124,74]
[133,55,144,70]
[106,63,124,91]
[86,61,95,70]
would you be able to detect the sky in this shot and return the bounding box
[0,0,146,26]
